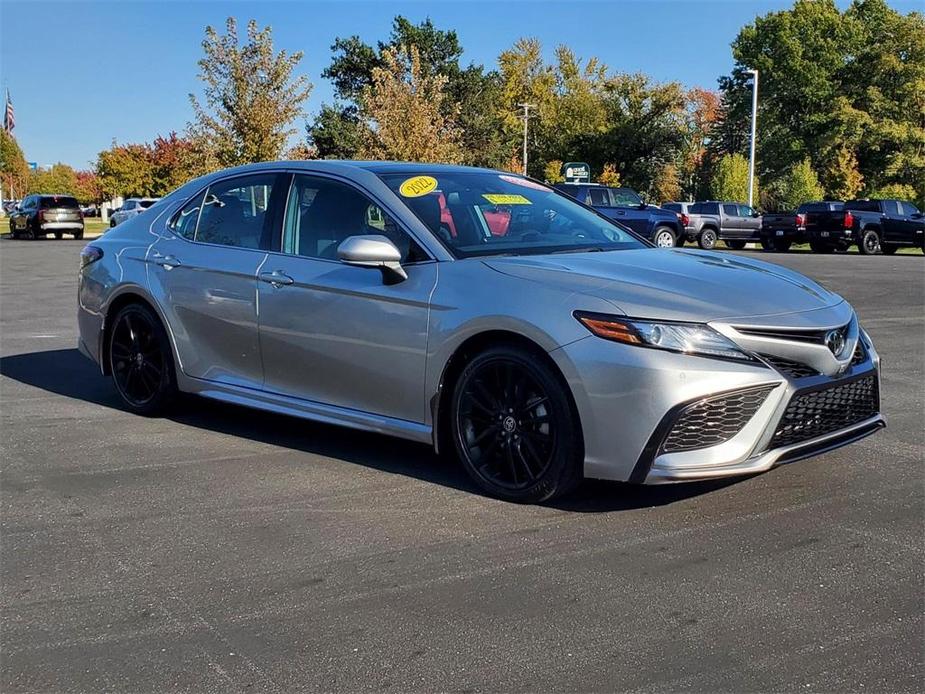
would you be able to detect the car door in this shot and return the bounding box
[879,200,905,243]
[256,173,436,423]
[721,204,745,237]
[607,188,649,235]
[900,202,925,245]
[738,204,761,239]
[146,171,286,389]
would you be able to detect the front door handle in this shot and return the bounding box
[152,252,181,269]
[259,270,294,287]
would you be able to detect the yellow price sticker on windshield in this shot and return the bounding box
[399,175,438,198]
[482,194,532,205]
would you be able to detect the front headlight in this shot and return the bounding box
[574,312,755,361]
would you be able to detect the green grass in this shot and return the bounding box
[786,242,923,255]
[83,218,109,237]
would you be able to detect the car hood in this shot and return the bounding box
[483,248,844,323]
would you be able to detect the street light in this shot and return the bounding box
[745,68,758,208]
[517,103,536,176]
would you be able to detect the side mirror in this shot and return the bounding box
[912,212,923,219]
[337,234,407,284]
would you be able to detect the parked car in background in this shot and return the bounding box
[660,201,696,243]
[554,183,685,247]
[110,197,160,227]
[686,201,762,250]
[8,194,84,239]
[760,201,843,252]
[2,199,21,215]
[805,198,925,255]
[78,161,885,503]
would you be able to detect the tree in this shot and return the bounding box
[596,164,621,187]
[307,104,366,159]
[652,163,682,204]
[283,143,317,160]
[27,163,79,197]
[74,171,103,205]
[766,158,824,211]
[358,45,464,163]
[680,88,721,199]
[822,145,864,201]
[96,142,155,198]
[544,160,564,183]
[710,153,752,201]
[189,17,312,167]
[0,130,30,198]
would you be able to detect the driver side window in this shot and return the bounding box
[282,175,426,263]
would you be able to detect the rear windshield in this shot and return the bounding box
[139,200,158,209]
[845,200,880,212]
[799,202,843,212]
[378,171,646,258]
[40,196,79,209]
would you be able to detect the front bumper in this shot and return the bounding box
[550,316,883,484]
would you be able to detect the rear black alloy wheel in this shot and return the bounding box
[698,228,717,250]
[109,303,176,415]
[451,347,580,503]
[859,228,881,255]
[725,239,747,250]
[653,227,676,248]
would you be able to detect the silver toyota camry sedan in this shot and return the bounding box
[77,161,885,502]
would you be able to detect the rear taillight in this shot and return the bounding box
[795,213,805,227]
[80,245,104,269]
[843,211,853,229]
[679,213,690,226]
[36,210,45,221]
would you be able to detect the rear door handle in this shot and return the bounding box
[152,252,181,269]
[259,270,294,287]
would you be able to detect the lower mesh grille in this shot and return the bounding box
[662,386,776,453]
[772,374,878,449]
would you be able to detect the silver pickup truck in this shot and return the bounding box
[663,201,762,250]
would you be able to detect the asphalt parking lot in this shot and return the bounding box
[1,239,923,693]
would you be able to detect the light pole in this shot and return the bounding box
[517,103,536,176]
[746,68,758,208]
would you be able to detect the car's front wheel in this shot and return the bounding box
[653,227,676,248]
[451,346,582,503]
[698,228,718,250]
[108,303,177,415]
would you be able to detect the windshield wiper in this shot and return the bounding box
[550,247,606,254]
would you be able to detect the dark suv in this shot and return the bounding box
[8,194,85,240]
[553,183,685,247]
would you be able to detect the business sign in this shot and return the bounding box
[27,162,37,171]
[562,161,591,183]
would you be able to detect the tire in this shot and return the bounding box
[698,228,718,250]
[54,231,63,240]
[859,228,881,255]
[809,240,834,254]
[450,345,582,503]
[653,226,676,248]
[9,223,17,239]
[879,242,898,255]
[110,219,117,228]
[23,223,36,240]
[74,230,84,240]
[772,239,792,252]
[108,303,177,416]
[725,240,747,250]
[759,237,773,251]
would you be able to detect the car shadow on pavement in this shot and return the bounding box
[1,348,744,511]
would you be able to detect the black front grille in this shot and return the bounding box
[851,342,866,366]
[772,374,879,449]
[662,386,776,453]
[761,354,819,379]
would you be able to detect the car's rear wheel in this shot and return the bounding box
[859,228,881,255]
[725,240,747,250]
[653,227,676,248]
[698,228,717,250]
[108,303,177,415]
[451,346,581,503]
[772,239,792,252]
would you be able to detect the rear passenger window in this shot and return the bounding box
[169,190,206,240]
[195,174,277,249]
[723,204,739,216]
[587,189,610,206]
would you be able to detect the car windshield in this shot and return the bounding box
[378,171,645,258]
[40,196,79,209]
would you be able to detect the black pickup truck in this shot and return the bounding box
[760,201,843,252]
[805,198,925,254]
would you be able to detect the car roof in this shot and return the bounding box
[38,194,77,198]
[208,160,508,177]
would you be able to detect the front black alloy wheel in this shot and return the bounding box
[451,346,581,502]
[109,303,177,415]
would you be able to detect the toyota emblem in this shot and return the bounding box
[825,329,846,357]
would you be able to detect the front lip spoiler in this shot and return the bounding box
[643,414,886,484]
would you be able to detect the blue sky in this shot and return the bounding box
[1,0,918,169]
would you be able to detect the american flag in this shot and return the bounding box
[4,90,14,134]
